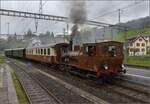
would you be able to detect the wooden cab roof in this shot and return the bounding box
[83,41,123,46]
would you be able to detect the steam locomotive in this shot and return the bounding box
[5,41,126,80]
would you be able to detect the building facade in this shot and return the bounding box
[127,35,150,56]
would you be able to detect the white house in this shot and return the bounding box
[127,35,149,56]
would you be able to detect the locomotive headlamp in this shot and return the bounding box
[103,64,108,70]
[122,64,125,68]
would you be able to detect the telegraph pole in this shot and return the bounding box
[149,0,150,17]
[0,0,1,35]
[67,23,69,34]
[103,26,105,40]
[7,22,10,36]
[118,9,121,24]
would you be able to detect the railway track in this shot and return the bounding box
[8,58,150,104]
[103,83,149,104]
[8,59,96,104]
[9,62,59,104]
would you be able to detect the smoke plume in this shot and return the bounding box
[69,1,87,24]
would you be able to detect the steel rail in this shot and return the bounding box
[8,60,60,104]
[9,59,62,104]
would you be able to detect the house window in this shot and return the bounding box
[142,48,145,52]
[142,43,145,46]
[136,43,140,46]
[130,43,133,46]
[139,39,142,41]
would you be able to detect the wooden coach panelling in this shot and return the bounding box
[26,55,57,64]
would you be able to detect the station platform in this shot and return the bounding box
[0,64,19,104]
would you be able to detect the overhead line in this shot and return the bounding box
[92,1,144,21]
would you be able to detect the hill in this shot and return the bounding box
[114,16,150,42]
[114,27,150,42]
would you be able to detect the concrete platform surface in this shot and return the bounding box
[126,66,150,78]
[0,64,19,104]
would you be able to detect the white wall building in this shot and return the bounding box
[127,35,150,56]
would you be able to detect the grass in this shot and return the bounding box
[0,54,5,64]
[125,56,150,67]
[11,70,29,104]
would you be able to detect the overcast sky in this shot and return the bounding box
[0,0,149,35]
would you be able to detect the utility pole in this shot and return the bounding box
[124,28,128,64]
[103,26,105,40]
[0,0,1,35]
[118,9,121,24]
[149,0,150,17]
[67,23,69,34]
[7,22,10,36]
[110,27,113,40]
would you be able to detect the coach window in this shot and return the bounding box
[41,49,43,55]
[48,48,50,55]
[44,48,46,55]
[35,49,36,54]
[37,49,39,54]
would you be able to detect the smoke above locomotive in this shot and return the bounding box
[69,1,87,25]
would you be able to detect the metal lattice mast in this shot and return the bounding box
[118,9,121,24]
[0,0,1,35]
[149,0,150,17]
[35,0,43,33]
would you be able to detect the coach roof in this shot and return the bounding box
[26,42,69,49]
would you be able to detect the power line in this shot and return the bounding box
[92,1,144,21]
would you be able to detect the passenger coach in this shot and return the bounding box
[25,44,57,64]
